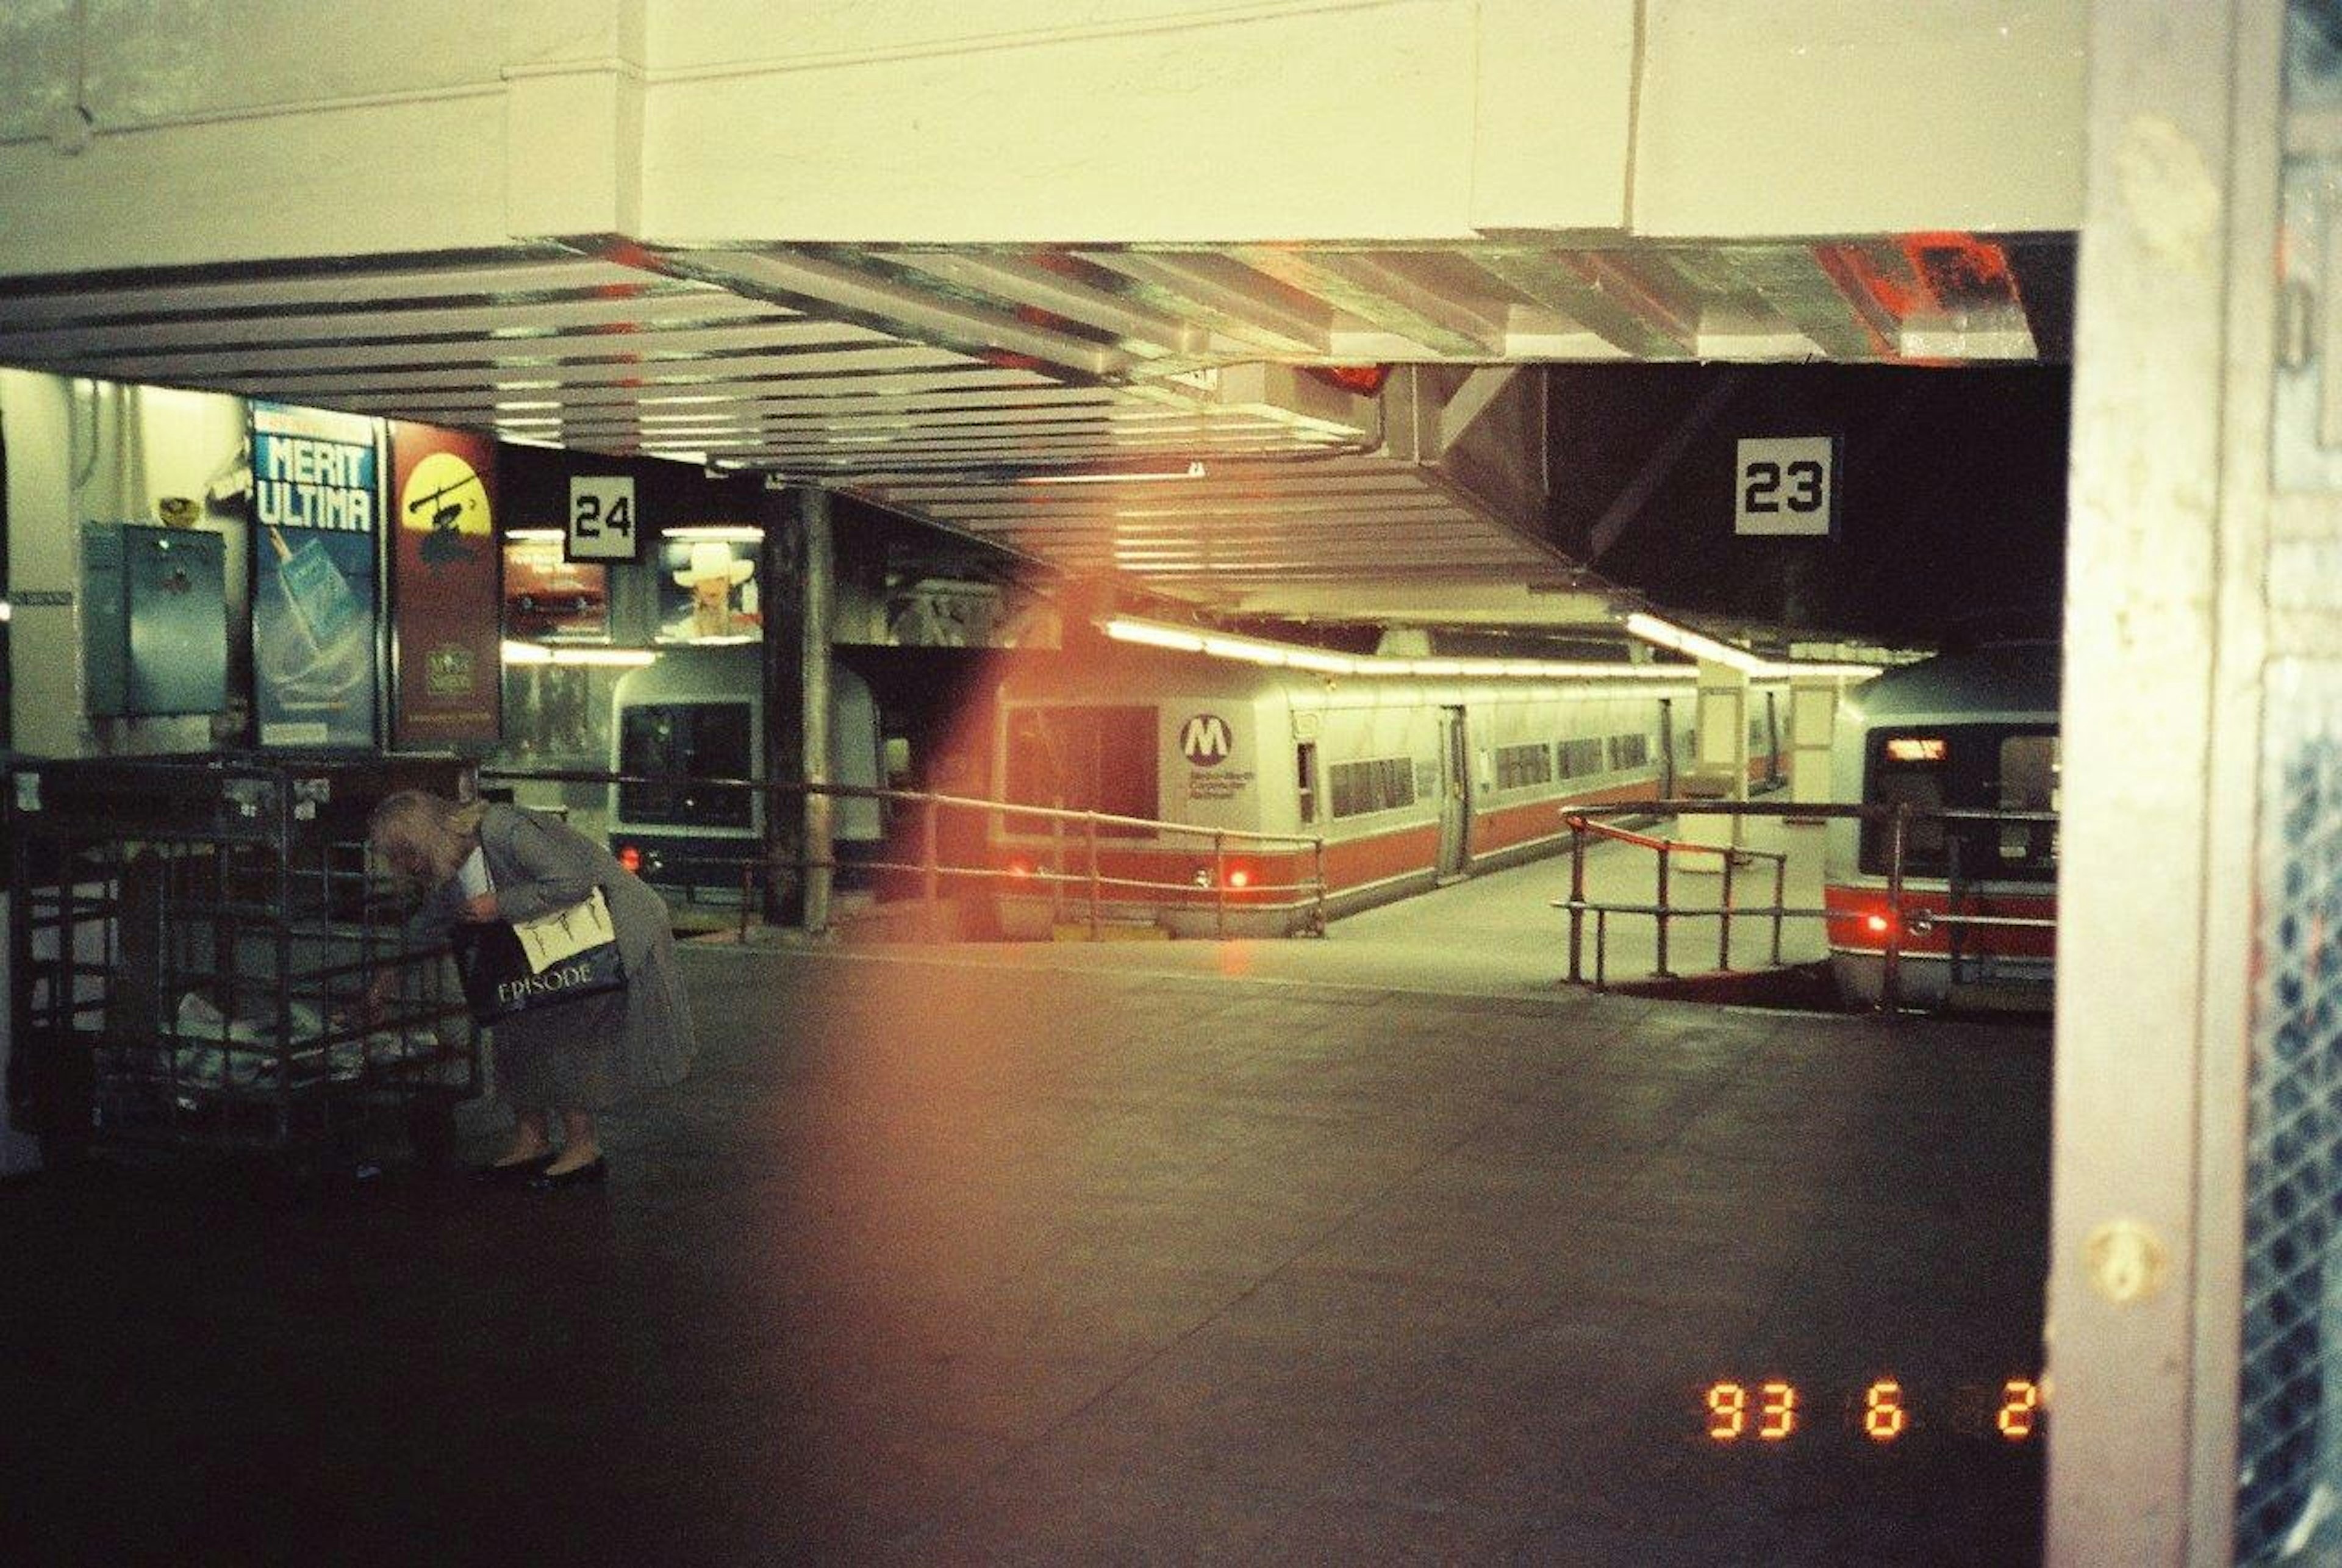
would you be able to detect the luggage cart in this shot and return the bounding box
[5,753,479,1170]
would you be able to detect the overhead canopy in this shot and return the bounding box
[0,1,2083,624]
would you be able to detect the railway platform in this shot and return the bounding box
[0,926,2047,1566]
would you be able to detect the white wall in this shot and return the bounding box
[2,370,250,757]
[0,0,2085,273]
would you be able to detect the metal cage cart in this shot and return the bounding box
[6,753,479,1169]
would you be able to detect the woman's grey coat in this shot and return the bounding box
[408,803,695,1109]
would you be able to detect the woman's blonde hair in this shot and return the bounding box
[368,790,488,885]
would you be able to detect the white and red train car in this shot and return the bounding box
[1822,641,2059,1008]
[987,646,1788,938]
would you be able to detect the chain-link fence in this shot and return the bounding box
[2240,666,2342,1562]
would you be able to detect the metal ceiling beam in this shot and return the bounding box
[0,292,801,360]
[880,252,1205,359]
[1236,249,1508,356]
[683,248,1133,381]
[0,255,656,328]
[1071,252,1332,356]
[1467,248,1698,358]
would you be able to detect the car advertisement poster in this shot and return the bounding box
[503,538,609,640]
[250,401,382,748]
[389,421,502,745]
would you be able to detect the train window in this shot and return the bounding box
[1558,737,1605,779]
[1495,742,1554,791]
[1330,756,1417,818]
[1860,725,2057,883]
[618,703,754,828]
[1608,734,1649,771]
[1003,705,1158,832]
[1297,742,1319,823]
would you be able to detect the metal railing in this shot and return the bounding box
[1553,799,2058,1011]
[1560,814,1789,986]
[478,767,1330,941]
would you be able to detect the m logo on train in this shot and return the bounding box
[1180,713,1233,768]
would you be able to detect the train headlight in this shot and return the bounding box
[1864,913,1892,936]
[1226,867,1252,890]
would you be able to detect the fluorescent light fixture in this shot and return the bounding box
[503,529,564,543]
[1102,617,1694,682]
[1625,613,1883,679]
[1772,659,1884,679]
[501,642,658,668]
[1017,460,1206,487]
[662,525,765,543]
[1105,618,1206,653]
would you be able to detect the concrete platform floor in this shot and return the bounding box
[0,940,2049,1566]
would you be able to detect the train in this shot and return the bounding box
[1821,640,2060,1009]
[606,645,883,894]
[985,644,1789,938]
[602,637,1796,936]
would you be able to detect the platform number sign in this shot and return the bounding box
[567,476,640,562]
[1735,437,1838,537]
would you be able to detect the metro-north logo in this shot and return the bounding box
[1180,712,1234,767]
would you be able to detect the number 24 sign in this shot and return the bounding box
[1734,437,1837,537]
[568,476,640,562]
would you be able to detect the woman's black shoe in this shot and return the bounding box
[530,1155,607,1191]
[473,1151,556,1183]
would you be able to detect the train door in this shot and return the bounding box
[1436,705,1469,878]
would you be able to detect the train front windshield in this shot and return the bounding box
[1860,725,2060,882]
[619,702,754,828]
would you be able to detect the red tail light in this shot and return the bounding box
[1864,913,1891,936]
[1225,867,1252,890]
[616,845,642,873]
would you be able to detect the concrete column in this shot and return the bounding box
[1678,657,1749,865]
[1781,676,1843,925]
[798,486,835,938]
[756,482,834,936]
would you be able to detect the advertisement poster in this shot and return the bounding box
[503,537,609,640]
[250,401,381,748]
[656,532,762,643]
[389,422,502,745]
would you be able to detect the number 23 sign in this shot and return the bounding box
[568,476,640,562]
[1734,437,1838,537]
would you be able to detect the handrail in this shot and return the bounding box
[477,764,1330,940]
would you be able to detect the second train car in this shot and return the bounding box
[988,646,1789,938]
[1822,640,2060,1009]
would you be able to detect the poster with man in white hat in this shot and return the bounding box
[657,536,761,642]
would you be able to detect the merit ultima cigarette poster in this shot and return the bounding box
[249,401,383,749]
[389,421,501,746]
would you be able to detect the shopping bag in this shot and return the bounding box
[451,887,626,1023]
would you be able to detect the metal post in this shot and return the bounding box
[1719,848,1736,972]
[1771,854,1786,967]
[1050,814,1065,928]
[1881,804,1907,1012]
[1086,811,1101,940]
[1655,843,1673,979]
[1312,837,1328,935]
[1213,831,1228,939]
[1567,818,1587,984]
[1595,907,1608,990]
[921,795,940,942]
